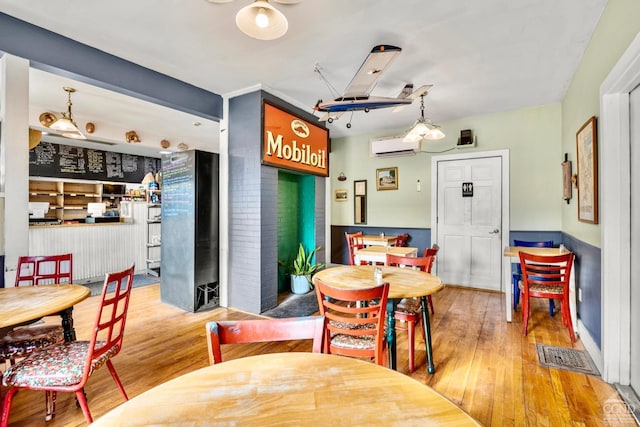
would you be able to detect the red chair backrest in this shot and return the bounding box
[386,253,433,272]
[314,278,389,365]
[82,265,135,382]
[345,231,364,265]
[394,233,409,247]
[206,316,325,365]
[15,254,73,286]
[518,252,574,296]
[422,244,439,273]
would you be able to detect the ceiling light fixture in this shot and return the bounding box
[209,0,300,41]
[236,0,287,40]
[49,87,86,140]
[402,94,445,143]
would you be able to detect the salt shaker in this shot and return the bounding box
[374,267,383,284]
[380,231,385,238]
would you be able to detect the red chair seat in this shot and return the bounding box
[396,297,421,314]
[1,326,64,360]
[328,319,387,351]
[518,281,564,295]
[330,334,376,350]
[2,341,118,388]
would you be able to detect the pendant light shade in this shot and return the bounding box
[425,125,445,140]
[402,94,445,142]
[236,0,288,40]
[49,87,86,140]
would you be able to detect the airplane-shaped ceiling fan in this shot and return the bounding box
[313,44,431,128]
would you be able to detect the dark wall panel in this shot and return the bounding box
[160,150,219,312]
[331,225,431,265]
[562,233,601,348]
[0,13,222,120]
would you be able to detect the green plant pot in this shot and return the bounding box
[290,274,311,294]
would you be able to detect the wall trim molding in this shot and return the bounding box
[579,319,603,374]
[599,31,640,384]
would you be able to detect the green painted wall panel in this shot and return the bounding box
[277,171,299,292]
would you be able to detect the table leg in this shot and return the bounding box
[59,307,77,342]
[503,255,513,322]
[420,296,436,374]
[385,299,397,370]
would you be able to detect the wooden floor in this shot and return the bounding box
[2,284,631,426]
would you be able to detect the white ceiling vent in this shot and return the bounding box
[369,136,420,158]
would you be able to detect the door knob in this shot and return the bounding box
[489,229,500,234]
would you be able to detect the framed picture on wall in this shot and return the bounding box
[576,116,598,224]
[334,189,348,201]
[354,180,367,224]
[376,167,398,190]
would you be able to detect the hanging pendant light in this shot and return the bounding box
[402,94,445,142]
[236,0,288,40]
[49,87,86,140]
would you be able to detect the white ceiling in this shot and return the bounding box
[1,0,607,157]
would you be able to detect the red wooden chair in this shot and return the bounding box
[519,251,576,342]
[314,278,389,366]
[206,316,325,365]
[422,244,439,314]
[512,239,556,317]
[1,254,73,365]
[345,231,366,265]
[386,252,435,373]
[394,233,409,247]
[1,264,135,425]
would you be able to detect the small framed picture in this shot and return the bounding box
[576,116,598,224]
[376,167,398,191]
[334,189,348,201]
[355,180,367,196]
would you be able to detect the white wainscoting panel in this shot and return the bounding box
[29,203,149,283]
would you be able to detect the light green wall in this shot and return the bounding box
[561,0,640,248]
[330,103,562,230]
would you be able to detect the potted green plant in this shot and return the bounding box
[290,243,325,294]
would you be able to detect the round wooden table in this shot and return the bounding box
[313,265,444,373]
[0,284,91,341]
[91,352,481,426]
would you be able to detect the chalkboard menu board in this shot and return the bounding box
[161,151,195,219]
[29,141,160,183]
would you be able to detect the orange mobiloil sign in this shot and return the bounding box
[262,101,329,177]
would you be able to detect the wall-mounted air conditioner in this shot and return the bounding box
[369,136,420,158]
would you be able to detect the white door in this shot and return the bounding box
[435,156,503,290]
[630,84,640,397]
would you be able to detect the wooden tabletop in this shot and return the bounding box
[0,284,91,329]
[313,265,443,299]
[503,246,570,257]
[91,352,481,426]
[354,246,419,265]
[356,245,417,257]
[362,234,397,246]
